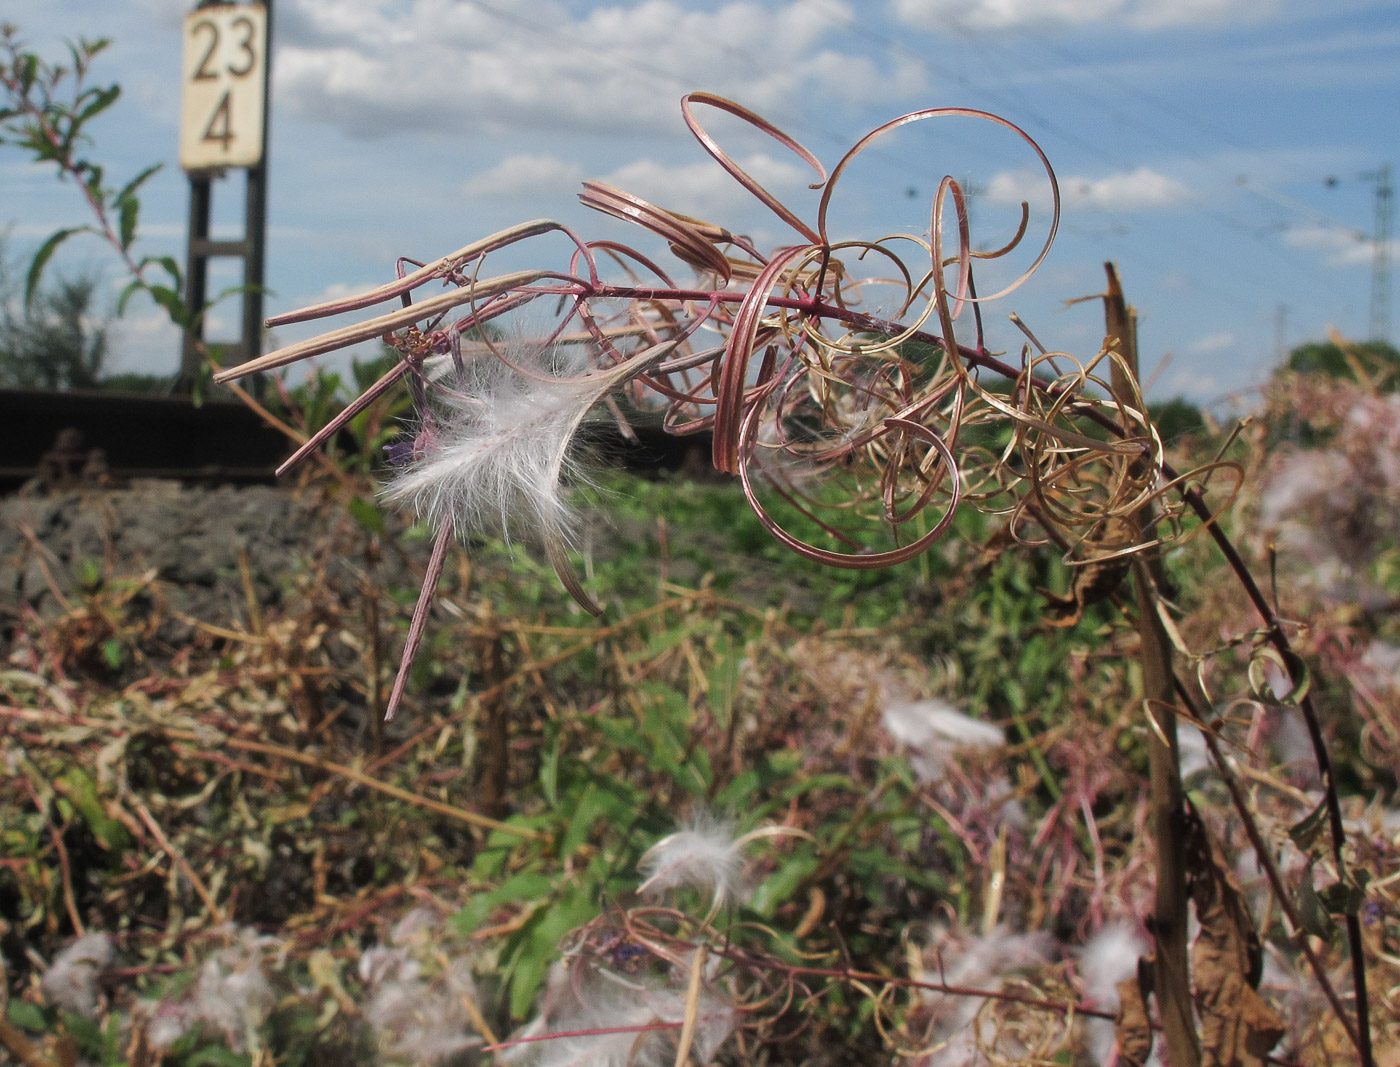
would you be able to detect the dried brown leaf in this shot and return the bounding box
[1115,961,1154,1067]
[1187,818,1286,1067]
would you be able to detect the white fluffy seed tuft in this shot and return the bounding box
[41,932,114,1019]
[384,344,610,552]
[882,697,1005,784]
[141,927,277,1052]
[503,960,735,1067]
[357,907,484,1063]
[637,812,748,909]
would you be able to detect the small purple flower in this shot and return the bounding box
[383,439,416,468]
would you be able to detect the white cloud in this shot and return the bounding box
[304,280,378,306]
[889,0,1280,30]
[463,154,588,199]
[987,166,1190,212]
[1188,331,1235,355]
[459,148,811,226]
[1168,367,1223,396]
[105,310,182,376]
[274,0,912,140]
[1283,224,1383,268]
[603,152,811,220]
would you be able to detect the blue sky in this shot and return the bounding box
[6,0,1398,405]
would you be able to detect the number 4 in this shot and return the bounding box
[203,90,234,149]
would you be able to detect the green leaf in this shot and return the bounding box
[1288,797,1330,854]
[1296,871,1337,939]
[451,872,553,935]
[212,282,269,307]
[6,999,47,1031]
[346,494,386,537]
[100,638,124,671]
[559,784,604,856]
[186,1047,253,1067]
[115,278,143,317]
[114,162,162,207]
[471,846,510,881]
[99,1014,126,1066]
[81,37,114,61]
[18,53,39,94]
[153,254,183,287]
[75,83,120,124]
[75,557,103,591]
[25,226,87,306]
[706,636,740,722]
[712,768,761,811]
[1317,880,1366,918]
[508,947,549,1020]
[57,1009,103,1053]
[776,773,860,805]
[145,284,191,327]
[55,768,131,852]
[118,194,139,250]
[507,892,598,1017]
[538,729,561,807]
[84,163,106,208]
[749,849,819,916]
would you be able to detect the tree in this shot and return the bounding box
[1148,394,1205,444]
[0,252,110,389]
[1286,338,1400,388]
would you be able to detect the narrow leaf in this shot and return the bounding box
[114,162,162,207]
[1288,797,1329,854]
[116,278,143,317]
[118,195,139,250]
[147,284,192,327]
[346,494,387,536]
[212,282,270,305]
[84,163,106,207]
[1317,871,1369,918]
[75,83,120,124]
[1296,875,1336,939]
[154,255,183,287]
[25,227,86,307]
[18,53,38,94]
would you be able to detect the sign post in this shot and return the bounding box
[177,0,271,392]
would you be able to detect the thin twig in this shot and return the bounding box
[154,726,539,839]
[673,942,708,1067]
[19,776,84,936]
[133,800,225,924]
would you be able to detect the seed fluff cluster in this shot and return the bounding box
[384,342,606,555]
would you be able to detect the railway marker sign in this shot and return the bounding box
[179,2,268,172]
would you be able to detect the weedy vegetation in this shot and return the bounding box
[3,35,1399,1067]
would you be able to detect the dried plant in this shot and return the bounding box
[193,92,1384,1067]
[217,96,1223,719]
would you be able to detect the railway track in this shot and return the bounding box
[0,387,710,493]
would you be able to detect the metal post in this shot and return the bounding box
[244,0,272,376]
[178,176,213,389]
[176,0,271,393]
